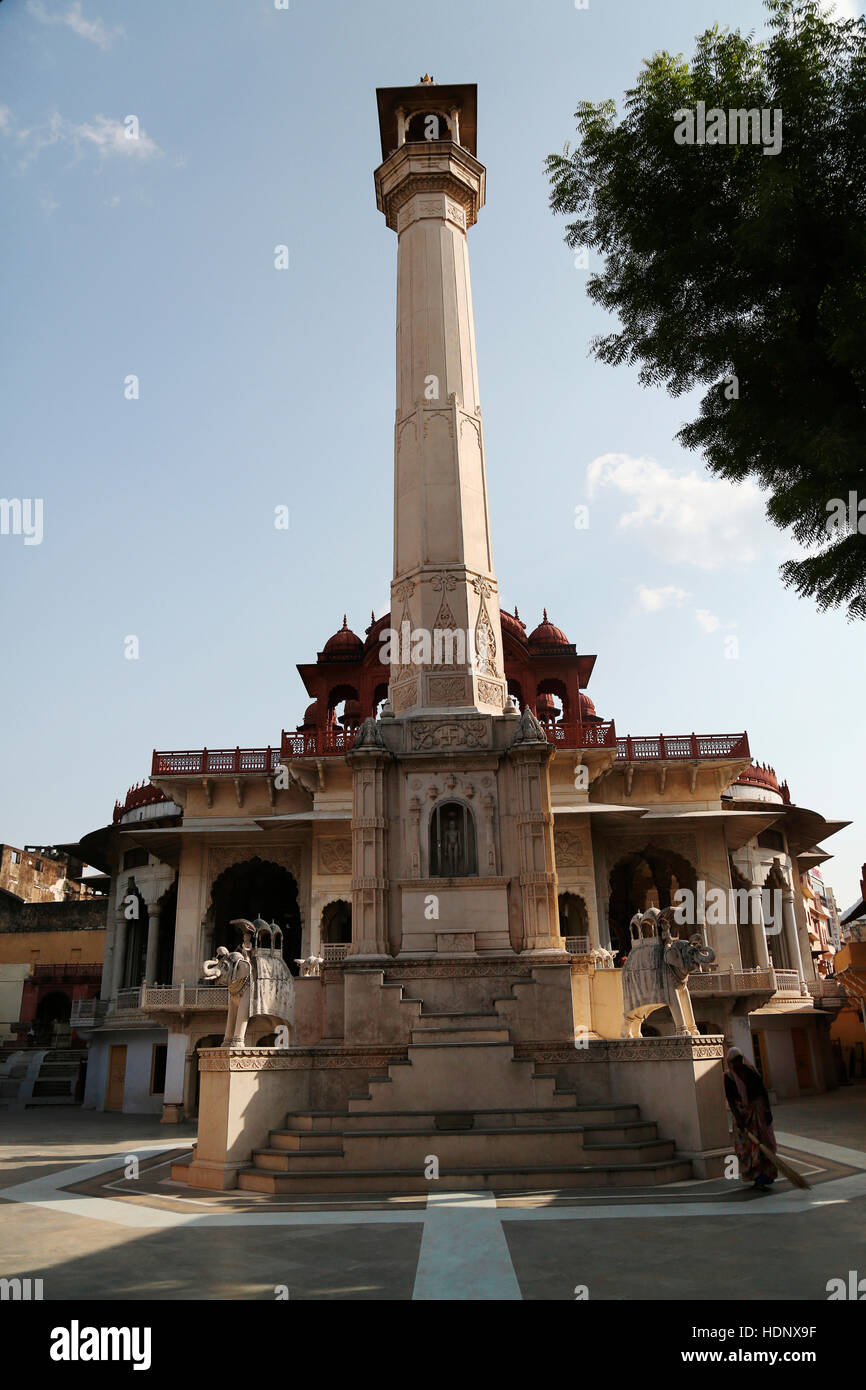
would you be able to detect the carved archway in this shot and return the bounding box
[558,891,588,941]
[321,899,352,945]
[210,857,302,974]
[607,845,698,960]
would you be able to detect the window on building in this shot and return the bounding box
[11,850,20,864]
[150,1044,167,1095]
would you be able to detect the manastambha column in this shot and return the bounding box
[374,82,507,718]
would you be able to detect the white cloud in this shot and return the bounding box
[586,452,766,569]
[40,195,59,214]
[636,584,689,613]
[695,609,721,633]
[0,108,161,167]
[696,608,738,635]
[72,115,160,160]
[27,1,123,50]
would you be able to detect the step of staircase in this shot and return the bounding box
[250,1127,675,1174]
[286,1103,645,1132]
[409,1025,512,1044]
[237,1157,694,1196]
[414,1011,502,1029]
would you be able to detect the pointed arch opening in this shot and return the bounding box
[210,857,302,974]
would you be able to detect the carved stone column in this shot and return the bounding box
[749,886,772,970]
[782,888,807,991]
[346,722,391,958]
[507,708,564,954]
[111,906,128,999]
[145,902,161,984]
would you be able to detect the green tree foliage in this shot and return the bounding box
[546,0,866,619]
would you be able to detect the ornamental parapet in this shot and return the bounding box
[513,1036,725,1063]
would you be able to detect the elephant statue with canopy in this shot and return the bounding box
[202,917,295,1047]
[620,906,715,1038]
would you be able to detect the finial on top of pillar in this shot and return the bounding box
[418,74,435,84]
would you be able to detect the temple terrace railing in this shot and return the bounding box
[773,969,805,995]
[615,732,749,761]
[152,747,284,776]
[688,968,774,996]
[152,728,749,774]
[108,985,230,1014]
[565,935,591,956]
[70,999,108,1026]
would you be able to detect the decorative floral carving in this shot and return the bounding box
[554,830,589,870]
[428,675,467,704]
[391,680,418,712]
[317,840,352,876]
[477,679,504,707]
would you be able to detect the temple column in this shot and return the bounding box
[782,888,807,992]
[161,1029,188,1124]
[111,906,128,999]
[508,713,564,954]
[749,886,772,970]
[145,903,161,984]
[346,734,391,958]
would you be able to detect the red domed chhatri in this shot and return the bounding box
[735,761,792,804]
[528,609,570,648]
[323,615,364,656]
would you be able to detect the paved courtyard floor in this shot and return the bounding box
[1,1087,865,1301]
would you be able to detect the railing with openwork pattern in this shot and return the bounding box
[546,723,617,750]
[615,732,750,761]
[688,968,774,995]
[152,747,284,776]
[151,728,750,774]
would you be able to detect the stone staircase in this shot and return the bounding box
[236,1002,693,1195]
[19,1049,86,1106]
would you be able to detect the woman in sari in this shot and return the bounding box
[724,1046,778,1191]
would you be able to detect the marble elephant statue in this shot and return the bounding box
[202,917,295,1047]
[620,907,715,1038]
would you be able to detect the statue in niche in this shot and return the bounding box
[430,800,477,878]
[443,812,463,876]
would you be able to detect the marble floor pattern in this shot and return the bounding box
[1,1089,865,1301]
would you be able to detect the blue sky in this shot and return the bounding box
[1,0,863,907]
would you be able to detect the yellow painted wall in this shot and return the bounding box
[0,930,105,966]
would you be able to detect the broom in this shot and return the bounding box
[745,1131,811,1189]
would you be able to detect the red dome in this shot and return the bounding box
[536,692,558,717]
[323,615,363,655]
[528,609,569,647]
[301,701,319,727]
[501,606,527,640]
[735,762,787,798]
[577,691,599,721]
